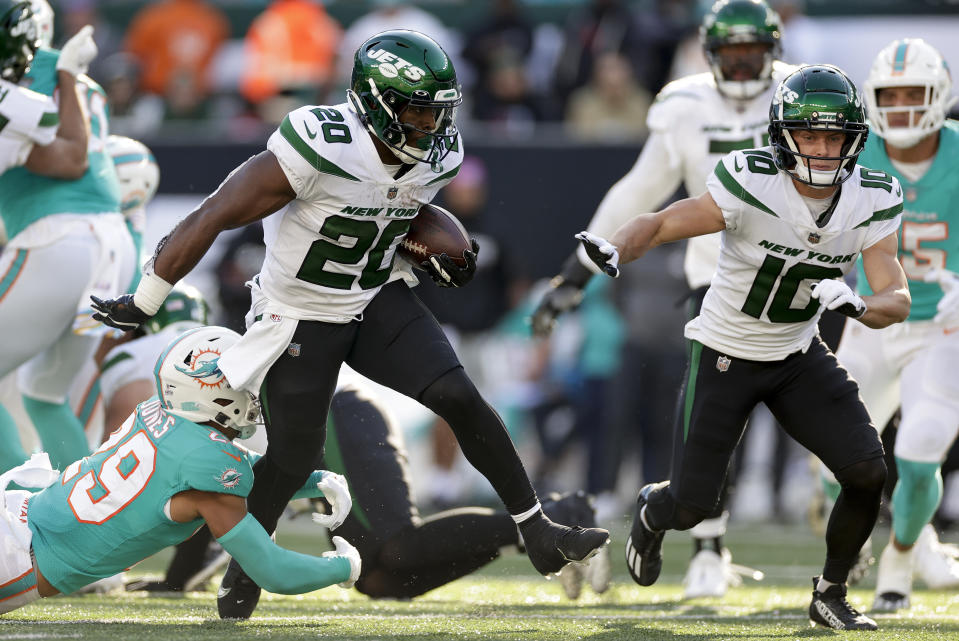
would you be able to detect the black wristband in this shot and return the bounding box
[556,253,594,290]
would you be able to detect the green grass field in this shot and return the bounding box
[4,520,959,640]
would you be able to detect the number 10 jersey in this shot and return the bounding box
[689,147,903,361]
[263,103,464,322]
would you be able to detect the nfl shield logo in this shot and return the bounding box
[287,342,301,357]
[716,355,731,372]
[807,232,821,244]
[387,186,398,200]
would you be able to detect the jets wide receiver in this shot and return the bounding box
[825,38,959,612]
[532,0,793,597]
[91,29,609,620]
[578,64,910,631]
[0,326,359,614]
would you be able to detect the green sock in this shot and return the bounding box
[0,403,29,473]
[22,395,90,470]
[892,457,942,546]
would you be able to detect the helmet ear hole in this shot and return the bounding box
[154,326,260,439]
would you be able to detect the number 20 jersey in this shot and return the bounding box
[690,147,903,361]
[26,399,253,594]
[263,103,464,322]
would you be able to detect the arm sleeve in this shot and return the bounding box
[575,131,685,270]
[216,514,350,594]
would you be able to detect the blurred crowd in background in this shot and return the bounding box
[51,0,959,143]
[20,0,959,527]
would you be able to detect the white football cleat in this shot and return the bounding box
[914,524,959,589]
[557,560,585,599]
[873,543,913,611]
[847,536,875,586]
[585,544,611,594]
[76,573,125,595]
[684,549,738,598]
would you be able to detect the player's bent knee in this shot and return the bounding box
[419,367,482,415]
[834,456,887,494]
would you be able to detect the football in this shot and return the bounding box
[397,203,472,269]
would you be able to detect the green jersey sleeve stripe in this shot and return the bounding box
[855,201,903,228]
[279,116,360,182]
[100,350,134,374]
[38,111,58,127]
[714,160,778,217]
[708,137,755,154]
[425,164,460,185]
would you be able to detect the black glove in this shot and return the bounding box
[530,254,594,338]
[90,294,151,332]
[422,239,479,288]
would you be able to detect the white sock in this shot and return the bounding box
[817,577,837,593]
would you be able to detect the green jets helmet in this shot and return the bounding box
[141,283,210,336]
[347,29,462,170]
[768,64,869,187]
[700,0,782,100]
[0,1,39,82]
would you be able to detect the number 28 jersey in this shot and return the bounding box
[27,398,253,594]
[263,103,464,322]
[689,147,903,361]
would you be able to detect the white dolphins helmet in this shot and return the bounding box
[107,135,160,215]
[28,0,51,48]
[153,326,260,438]
[863,38,957,149]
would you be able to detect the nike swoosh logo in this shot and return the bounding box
[217,586,231,598]
[304,122,318,139]
[221,450,242,463]
[734,158,743,172]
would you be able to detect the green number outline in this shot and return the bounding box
[296,215,411,290]
[741,254,844,322]
[860,168,893,193]
[310,107,352,144]
[743,150,778,176]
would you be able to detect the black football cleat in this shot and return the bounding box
[625,483,666,587]
[809,577,878,630]
[217,559,261,620]
[520,513,609,576]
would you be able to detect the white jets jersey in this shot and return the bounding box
[688,147,903,361]
[0,78,58,174]
[578,63,795,288]
[264,103,464,322]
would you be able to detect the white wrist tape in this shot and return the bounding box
[132,271,173,316]
[511,501,543,524]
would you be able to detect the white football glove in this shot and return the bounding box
[574,231,620,278]
[322,535,362,589]
[56,25,97,77]
[924,268,959,325]
[311,472,352,530]
[810,278,866,318]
